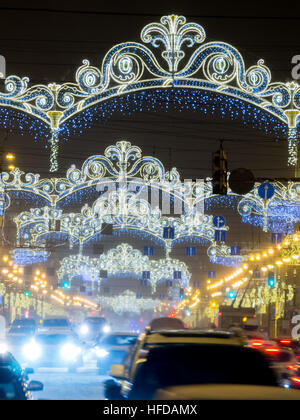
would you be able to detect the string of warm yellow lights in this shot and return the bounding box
[207,233,300,296]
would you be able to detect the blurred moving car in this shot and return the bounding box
[106,329,246,399]
[78,317,110,342]
[21,332,84,372]
[272,338,300,360]
[0,367,43,400]
[126,329,245,380]
[107,343,281,400]
[260,345,300,389]
[149,317,185,331]
[94,332,138,374]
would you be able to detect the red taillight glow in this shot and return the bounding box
[264,347,280,353]
[291,376,300,383]
[287,364,298,371]
[296,355,300,360]
[280,340,292,345]
[251,340,264,348]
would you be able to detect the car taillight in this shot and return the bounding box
[287,364,298,371]
[280,340,292,345]
[251,340,264,348]
[296,355,300,360]
[264,347,280,354]
[291,376,300,384]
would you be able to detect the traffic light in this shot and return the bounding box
[24,290,30,297]
[180,287,184,300]
[62,281,70,289]
[227,290,236,299]
[267,271,275,288]
[212,143,227,195]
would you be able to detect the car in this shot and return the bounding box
[94,332,138,375]
[125,329,246,381]
[21,332,84,372]
[106,343,281,400]
[272,338,300,360]
[259,345,300,389]
[0,367,43,400]
[106,329,247,399]
[78,317,110,343]
[229,328,279,352]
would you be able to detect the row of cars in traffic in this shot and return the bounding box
[2,315,300,399]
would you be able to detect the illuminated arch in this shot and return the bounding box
[0,15,298,170]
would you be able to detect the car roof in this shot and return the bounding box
[140,329,245,345]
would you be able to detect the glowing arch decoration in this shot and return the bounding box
[0,15,299,171]
[97,244,154,286]
[14,197,230,261]
[151,257,191,288]
[7,140,299,263]
[56,243,191,292]
[12,248,50,266]
[100,290,160,315]
[56,254,102,285]
[2,140,299,227]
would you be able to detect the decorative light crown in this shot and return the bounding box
[0,15,298,170]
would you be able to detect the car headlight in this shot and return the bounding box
[0,342,9,354]
[22,341,41,361]
[61,343,81,361]
[95,347,109,358]
[80,324,89,335]
[102,325,111,334]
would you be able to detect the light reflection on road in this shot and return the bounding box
[31,366,109,400]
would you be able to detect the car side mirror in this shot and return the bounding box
[24,367,34,375]
[28,381,44,392]
[110,364,126,380]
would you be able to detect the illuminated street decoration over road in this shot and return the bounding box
[100,290,160,314]
[9,141,299,265]
[0,16,299,170]
[56,243,191,293]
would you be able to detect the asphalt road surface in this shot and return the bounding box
[30,365,108,400]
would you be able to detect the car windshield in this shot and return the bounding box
[35,334,76,344]
[129,344,277,399]
[85,318,106,325]
[43,319,69,327]
[99,335,137,346]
